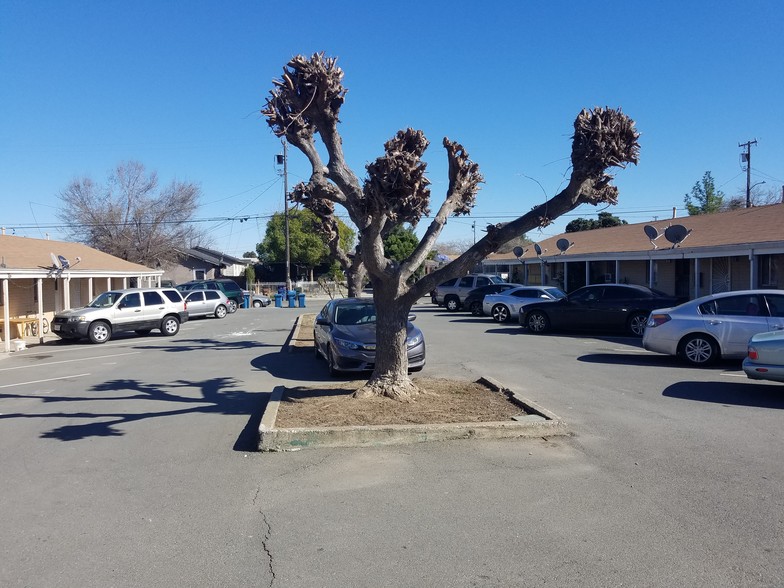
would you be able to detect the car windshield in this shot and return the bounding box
[88,291,123,308]
[544,287,567,299]
[334,303,376,325]
[489,276,507,284]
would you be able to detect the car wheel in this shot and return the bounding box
[491,304,510,323]
[214,305,228,319]
[445,296,460,312]
[526,310,550,334]
[627,312,649,337]
[88,321,111,344]
[227,299,238,313]
[161,316,180,336]
[680,334,719,366]
[253,300,262,308]
[431,295,438,305]
[135,329,152,336]
[470,301,483,316]
[327,347,340,376]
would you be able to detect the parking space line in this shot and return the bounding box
[0,352,140,372]
[0,373,91,388]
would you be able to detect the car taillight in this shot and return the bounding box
[647,313,671,327]
[747,346,758,360]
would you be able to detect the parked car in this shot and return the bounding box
[313,298,425,375]
[743,329,784,383]
[247,292,271,308]
[484,286,566,322]
[52,287,188,344]
[185,290,230,319]
[176,279,244,313]
[520,284,679,337]
[433,274,507,311]
[462,283,522,316]
[643,289,784,366]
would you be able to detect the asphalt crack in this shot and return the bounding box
[253,488,276,587]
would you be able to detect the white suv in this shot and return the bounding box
[433,274,507,311]
[52,287,189,344]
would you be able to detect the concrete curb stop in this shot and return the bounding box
[258,379,569,452]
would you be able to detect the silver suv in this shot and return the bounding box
[52,287,189,344]
[433,274,507,311]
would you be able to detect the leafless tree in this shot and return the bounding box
[262,53,640,400]
[57,161,205,268]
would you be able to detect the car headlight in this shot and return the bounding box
[334,337,368,351]
[68,316,87,323]
[407,333,422,348]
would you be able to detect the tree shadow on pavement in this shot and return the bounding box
[663,380,784,409]
[1,375,270,451]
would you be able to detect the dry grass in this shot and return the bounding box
[279,314,526,428]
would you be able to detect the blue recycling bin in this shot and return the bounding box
[287,290,297,307]
[274,293,283,308]
[277,285,286,295]
[243,293,250,309]
[297,293,306,308]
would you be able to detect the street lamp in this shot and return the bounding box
[748,180,766,208]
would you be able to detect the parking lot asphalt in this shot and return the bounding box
[2,299,784,587]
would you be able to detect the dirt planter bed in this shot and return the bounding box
[258,376,568,452]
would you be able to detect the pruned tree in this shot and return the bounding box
[262,53,640,400]
[57,161,204,267]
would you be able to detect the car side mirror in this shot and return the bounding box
[315,316,331,326]
[408,314,416,322]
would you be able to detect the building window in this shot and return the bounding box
[194,269,206,280]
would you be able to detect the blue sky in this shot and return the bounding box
[1,1,782,257]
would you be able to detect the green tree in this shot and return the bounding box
[256,209,355,279]
[566,211,627,232]
[684,171,724,215]
[383,225,419,262]
[262,53,639,399]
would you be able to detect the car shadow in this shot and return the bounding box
[662,380,784,409]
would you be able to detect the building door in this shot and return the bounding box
[711,257,731,293]
[675,259,690,299]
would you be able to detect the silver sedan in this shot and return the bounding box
[483,286,566,322]
[743,329,784,383]
[643,289,784,366]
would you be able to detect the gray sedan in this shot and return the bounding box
[313,298,425,375]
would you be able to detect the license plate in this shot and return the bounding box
[53,324,61,331]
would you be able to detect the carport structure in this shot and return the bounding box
[480,203,784,299]
[0,234,161,352]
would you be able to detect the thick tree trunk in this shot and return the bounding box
[354,287,419,400]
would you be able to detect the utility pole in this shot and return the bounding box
[472,221,476,244]
[739,139,758,208]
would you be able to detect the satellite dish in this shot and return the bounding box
[58,255,70,269]
[556,238,573,254]
[512,246,524,258]
[50,252,61,268]
[643,225,659,240]
[534,243,542,256]
[664,224,692,248]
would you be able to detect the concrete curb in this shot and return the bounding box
[258,380,569,452]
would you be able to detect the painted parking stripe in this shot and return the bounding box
[0,373,91,389]
[0,351,140,372]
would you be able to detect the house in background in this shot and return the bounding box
[164,246,250,285]
[479,204,784,298]
[0,234,161,352]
